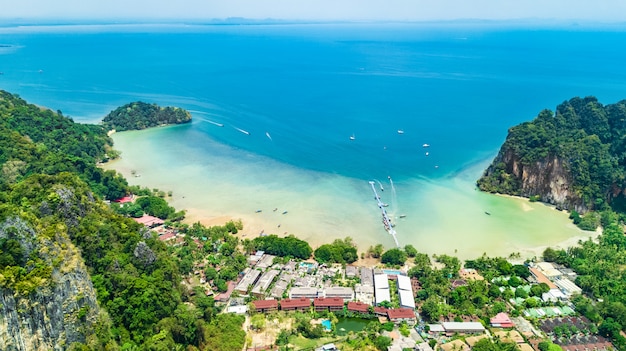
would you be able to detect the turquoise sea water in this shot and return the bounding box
[1,22,625,258]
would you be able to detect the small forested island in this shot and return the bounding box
[3,89,626,351]
[102,101,191,131]
[478,96,626,217]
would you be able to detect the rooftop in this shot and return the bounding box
[281,298,311,309]
[252,299,278,310]
[387,308,415,320]
[314,297,345,307]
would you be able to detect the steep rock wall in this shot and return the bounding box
[0,221,101,351]
[482,147,588,213]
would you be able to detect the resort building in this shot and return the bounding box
[313,297,345,312]
[234,269,261,294]
[398,289,416,309]
[387,308,416,325]
[289,286,322,299]
[280,298,311,312]
[255,254,276,269]
[529,267,558,290]
[396,275,416,309]
[355,283,374,304]
[347,301,370,314]
[251,269,279,297]
[360,267,374,286]
[373,306,389,317]
[133,214,164,228]
[374,273,391,306]
[213,281,236,303]
[345,265,359,278]
[252,299,278,313]
[324,286,355,301]
[270,274,291,299]
[465,335,489,348]
[429,322,486,336]
[490,312,514,328]
[554,278,582,297]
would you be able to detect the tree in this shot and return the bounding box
[381,248,407,266]
[373,336,392,351]
[404,244,417,258]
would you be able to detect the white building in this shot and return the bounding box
[398,289,416,309]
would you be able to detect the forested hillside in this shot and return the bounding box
[102,101,191,131]
[478,96,626,213]
[0,91,244,350]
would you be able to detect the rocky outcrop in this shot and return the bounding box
[480,147,588,212]
[0,217,102,351]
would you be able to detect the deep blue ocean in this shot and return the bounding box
[2,23,626,181]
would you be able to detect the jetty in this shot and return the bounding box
[369,181,399,247]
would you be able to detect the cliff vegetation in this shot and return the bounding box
[0,90,244,350]
[102,101,192,131]
[478,96,626,214]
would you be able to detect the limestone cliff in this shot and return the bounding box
[0,217,103,351]
[479,147,587,212]
[477,96,626,213]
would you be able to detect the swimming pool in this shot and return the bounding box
[321,319,332,331]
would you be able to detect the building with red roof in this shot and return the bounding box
[313,297,344,312]
[373,306,388,316]
[113,195,134,203]
[347,301,370,314]
[213,281,236,303]
[158,232,176,241]
[252,300,278,313]
[490,312,514,328]
[280,298,311,312]
[133,215,164,228]
[387,308,416,324]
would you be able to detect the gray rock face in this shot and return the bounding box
[0,269,100,351]
[0,217,101,351]
[483,147,588,213]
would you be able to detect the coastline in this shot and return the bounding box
[102,126,594,261]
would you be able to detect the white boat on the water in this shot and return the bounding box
[349,134,355,140]
[234,127,250,135]
[265,132,272,141]
[397,130,404,134]
[423,143,430,148]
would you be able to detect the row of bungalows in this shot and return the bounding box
[289,286,355,301]
[252,299,416,324]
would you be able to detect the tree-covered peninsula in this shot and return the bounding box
[478,96,626,214]
[102,101,192,131]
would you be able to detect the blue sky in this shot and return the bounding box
[1,0,626,22]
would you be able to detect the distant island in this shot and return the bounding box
[102,101,191,131]
[478,96,626,216]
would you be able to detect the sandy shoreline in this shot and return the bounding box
[102,128,596,261]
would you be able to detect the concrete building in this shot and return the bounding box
[280,298,311,312]
[375,287,391,305]
[374,273,389,289]
[398,289,416,309]
[252,299,278,313]
[347,301,370,314]
[554,278,582,297]
[255,254,276,269]
[289,286,321,299]
[345,265,359,278]
[355,283,374,305]
[397,275,412,291]
[251,269,279,297]
[360,267,374,286]
[234,269,261,294]
[313,297,344,312]
[325,286,355,301]
[387,308,416,325]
